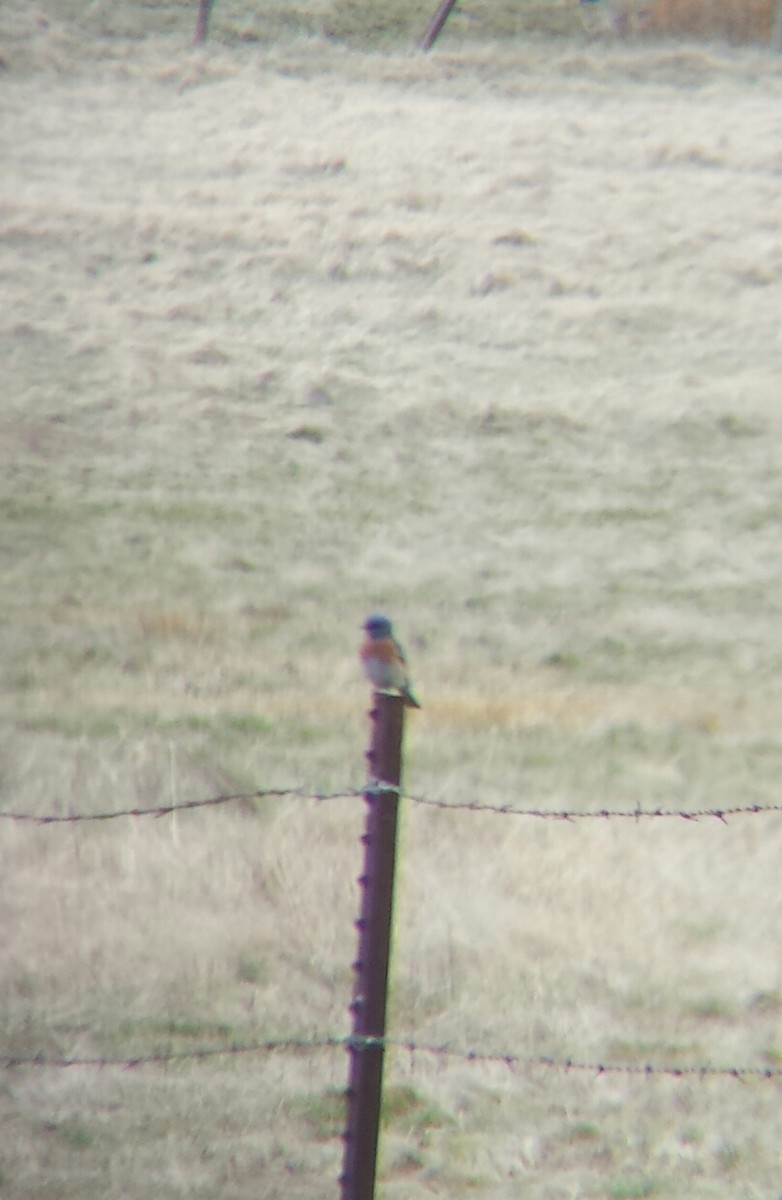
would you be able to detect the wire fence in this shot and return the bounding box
[2,779,782,1087]
[5,726,782,1200]
[4,1033,781,1081]
[3,785,782,824]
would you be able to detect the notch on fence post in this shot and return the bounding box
[340,692,406,1200]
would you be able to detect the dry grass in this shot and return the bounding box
[643,0,777,43]
[3,1,782,1197]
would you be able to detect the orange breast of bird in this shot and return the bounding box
[362,637,400,665]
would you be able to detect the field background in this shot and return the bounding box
[3,1,782,1197]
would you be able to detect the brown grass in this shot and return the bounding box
[643,0,776,42]
[3,1,782,1197]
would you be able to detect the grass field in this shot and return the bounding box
[3,2,782,1197]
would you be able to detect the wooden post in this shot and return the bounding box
[421,0,460,50]
[194,0,216,44]
[340,693,405,1200]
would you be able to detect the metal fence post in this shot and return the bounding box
[340,692,406,1200]
[421,0,460,50]
[194,0,216,43]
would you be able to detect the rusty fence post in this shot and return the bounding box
[194,0,216,44]
[340,692,406,1200]
[421,0,460,50]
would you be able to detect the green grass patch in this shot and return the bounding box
[565,1120,601,1141]
[381,1084,453,1134]
[47,1119,95,1151]
[108,1016,239,1049]
[293,1086,346,1141]
[14,710,276,740]
[236,957,268,985]
[606,1038,699,1063]
[137,501,244,526]
[220,714,276,737]
[17,713,125,738]
[686,996,737,1022]
[609,1180,659,1200]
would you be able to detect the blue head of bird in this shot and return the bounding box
[363,614,393,639]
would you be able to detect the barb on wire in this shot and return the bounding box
[0,787,363,825]
[3,1033,781,1082]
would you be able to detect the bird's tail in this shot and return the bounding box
[403,687,421,710]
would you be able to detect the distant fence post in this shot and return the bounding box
[194,0,216,44]
[421,0,460,50]
[773,0,782,50]
[340,692,406,1200]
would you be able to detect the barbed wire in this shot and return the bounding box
[405,793,782,823]
[3,783,782,825]
[388,1038,782,1081]
[0,1035,345,1070]
[3,1033,780,1081]
[0,787,363,825]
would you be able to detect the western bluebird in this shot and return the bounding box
[360,614,421,709]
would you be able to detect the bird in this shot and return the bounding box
[360,614,421,709]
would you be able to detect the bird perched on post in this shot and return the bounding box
[360,614,421,709]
